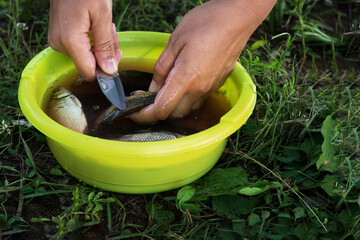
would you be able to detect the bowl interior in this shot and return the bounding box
[19,31,256,156]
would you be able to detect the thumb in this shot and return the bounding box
[91,10,118,75]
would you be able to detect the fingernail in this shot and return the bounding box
[130,90,146,95]
[103,58,118,75]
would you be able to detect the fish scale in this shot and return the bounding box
[115,131,184,142]
[46,87,88,133]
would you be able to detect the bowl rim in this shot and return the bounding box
[18,31,256,156]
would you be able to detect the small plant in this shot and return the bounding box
[31,188,116,239]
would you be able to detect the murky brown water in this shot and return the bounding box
[45,71,231,140]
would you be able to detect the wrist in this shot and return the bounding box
[211,0,276,36]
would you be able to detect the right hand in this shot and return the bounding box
[48,0,121,81]
[130,0,276,123]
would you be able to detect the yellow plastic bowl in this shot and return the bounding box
[18,32,256,193]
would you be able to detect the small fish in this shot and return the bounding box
[115,131,184,142]
[100,91,157,124]
[46,87,88,133]
[46,87,185,142]
[47,87,156,135]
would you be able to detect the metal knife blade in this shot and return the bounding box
[96,66,127,110]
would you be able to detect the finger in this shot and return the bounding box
[112,23,119,50]
[149,36,184,92]
[90,6,118,75]
[115,49,122,65]
[170,93,206,118]
[169,94,197,118]
[112,23,122,66]
[48,3,96,81]
[130,66,190,123]
[64,32,97,81]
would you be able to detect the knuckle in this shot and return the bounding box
[196,81,210,95]
[198,86,210,96]
[168,33,186,55]
[95,40,114,52]
[168,31,185,46]
[167,34,178,47]
[59,34,72,49]
[183,68,201,85]
[197,82,212,96]
[182,68,210,95]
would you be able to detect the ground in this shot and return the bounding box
[0,0,360,239]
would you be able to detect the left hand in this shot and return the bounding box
[48,0,121,81]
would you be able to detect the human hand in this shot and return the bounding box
[48,0,121,81]
[130,0,276,123]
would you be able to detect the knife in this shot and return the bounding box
[96,66,127,110]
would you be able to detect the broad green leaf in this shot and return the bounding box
[278,212,291,218]
[292,222,320,239]
[244,119,261,136]
[192,167,248,199]
[212,195,257,219]
[358,196,360,208]
[301,136,322,166]
[272,154,294,163]
[35,133,46,142]
[217,230,237,240]
[337,212,350,229]
[316,115,336,172]
[151,204,175,227]
[7,148,17,156]
[88,191,95,201]
[320,174,337,197]
[180,203,202,213]
[262,211,270,220]
[25,158,33,168]
[232,220,246,235]
[293,207,306,219]
[273,217,295,239]
[50,168,63,176]
[238,180,272,196]
[27,169,36,178]
[177,186,195,203]
[33,176,41,188]
[248,213,261,226]
[67,218,83,231]
[93,202,103,213]
[21,186,34,194]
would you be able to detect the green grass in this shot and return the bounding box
[1,0,360,239]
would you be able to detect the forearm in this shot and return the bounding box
[211,0,277,38]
